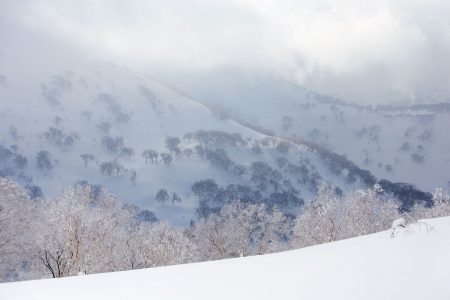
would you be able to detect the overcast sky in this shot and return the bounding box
[1,0,450,103]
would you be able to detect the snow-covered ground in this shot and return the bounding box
[2,216,449,300]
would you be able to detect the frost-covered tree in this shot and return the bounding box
[411,152,425,163]
[0,178,33,281]
[135,210,159,223]
[195,145,206,158]
[121,147,135,160]
[80,153,94,168]
[119,222,196,270]
[26,184,44,200]
[99,161,123,176]
[431,188,450,213]
[339,184,399,238]
[249,161,282,192]
[0,146,13,162]
[43,127,79,149]
[231,164,247,178]
[293,184,399,247]
[165,136,181,156]
[102,136,124,153]
[142,149,158,164]
[33,185,134,277]
[205,148,233,170]
[293,185,342,246]
[0,180,201,281]
[12,154,27,170]
[160,153,173,165]
[276,157,289,169]
[191,179,220,202]
[99,162,114,176]
[36,151,54,171]
[155,189,170,204]
[130,169,137,185]
[409,188,450,220]
[276,141,291,154]
[97,121,112,135]
[192,201,289,260]
[171,193,182,205]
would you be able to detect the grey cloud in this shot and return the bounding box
[1,0,450,103]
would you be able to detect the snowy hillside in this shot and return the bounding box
[1,52,402,226]
[1,216,449,300]
[180,72,450,193]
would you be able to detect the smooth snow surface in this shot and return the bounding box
[1,216,449,300]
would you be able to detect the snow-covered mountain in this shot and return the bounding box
[179,71,450,193]
[1,216,449,300]
[0,53,364,226]
[0,53,437,226]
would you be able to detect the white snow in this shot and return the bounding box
[1,216,449,300]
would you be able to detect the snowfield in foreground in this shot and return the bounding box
[1,217,450,300]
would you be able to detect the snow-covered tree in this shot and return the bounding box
[121,147,135,160]
[276,141,291,154]
[14,154,28,170]
[0,178,33,281]
[99,161,123,176]
[339,184,399,238]
[431,188,450,216]
[165,136,181,156]
[409,188,450,220]
[36,150,54,171]
[33,184,134,277]
[155,189,170,204]
[129,169,137,185]
[80,153,94,168]
[294,184,399,247]
[192,201,289,260]
[160,153,173,165]
[97,121,112,135]
[293,185,343,246]
[102,136,124,153]
[119,222,196,270]
[142,149,158,164]
[171,193,182,205]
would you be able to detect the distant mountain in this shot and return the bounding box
[181,71,450,193]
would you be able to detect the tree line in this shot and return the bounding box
[1,178,449,283]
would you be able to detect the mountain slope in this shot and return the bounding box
[179,71,450,192]
[1,216,449,300]
[1,53,395,225]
